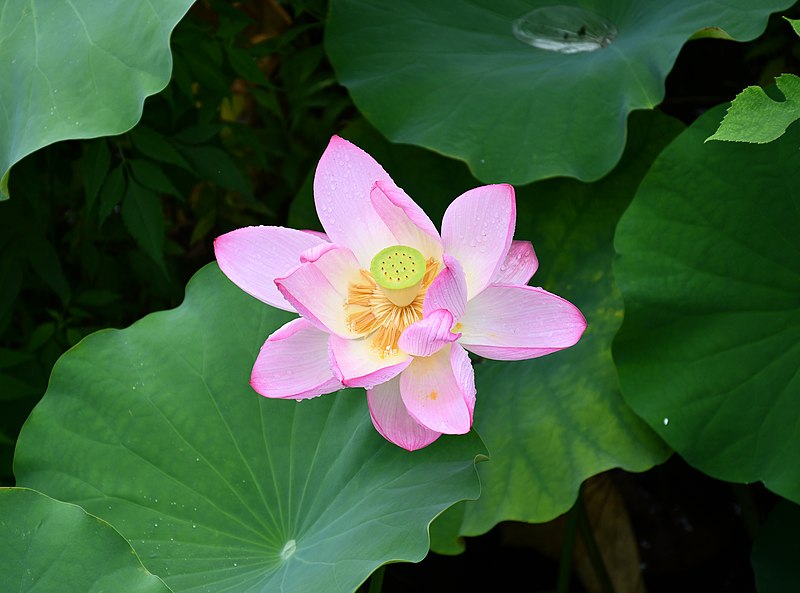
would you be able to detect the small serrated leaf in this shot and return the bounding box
[784,16,800,38]
[706,74,800,143]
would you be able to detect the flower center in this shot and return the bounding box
[346,250,439,357]
[369,245,427,307]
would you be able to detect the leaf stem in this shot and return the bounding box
[576,488,616,593]
[557,497,581,593]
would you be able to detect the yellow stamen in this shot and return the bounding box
[345,258,439,356]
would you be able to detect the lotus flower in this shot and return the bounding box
[214,136,586,450]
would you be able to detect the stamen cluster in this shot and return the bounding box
[346,259,439,356]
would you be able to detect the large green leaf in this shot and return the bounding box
[0,487,172,593]
[14,264,485,593]
[613,104,800,503]
[455,110,677,537]
[0,0,195,198]
[325,0,791,185]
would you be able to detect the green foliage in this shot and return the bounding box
[614,103,800,503]
[2,0,800,591]
[0,487,172,593]
[786,15,800,36]
[0,1,348,485]
[14,265,485,593]
[0,0,195,199]
[294,112,678,550]
[325,0,793,184]
[706,74,800,143]
[456,110,680,537]
[707,17,800,144]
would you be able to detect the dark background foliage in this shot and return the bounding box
[1,1,798,591]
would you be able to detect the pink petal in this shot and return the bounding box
[329,334,412,388]
[490,240,538,285]
[422,254,467,320]
[398,309,460,357]
[313,136,398,267]
[441,184,516,299]
[301,229,330,241]
[399,344,474,434]
[370,181,442,261]
[275,246,362,337]
[214,226,327,312]
[367,377,442,451]
[250,318,343,400]
[300,242,339,263]
[458,285,587,360]
[450,343,476,423]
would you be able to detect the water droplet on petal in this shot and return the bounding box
[512,5,617,54]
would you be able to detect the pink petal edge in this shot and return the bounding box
[275,246,362,338]
[490,240,538,285]
[441,184,516,299]
[422,254,467,320]
[250,318,343,399]
[399,344,473,434]
[214,226,327,312]
[313,135,398,268]
[458,284,587,361]
[328,334,412,389]
[367,377,442,451]
[370,181,443,261]
[398,309,460,357]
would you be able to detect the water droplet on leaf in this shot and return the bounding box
[512,5,617,54]
[281,539,297,560]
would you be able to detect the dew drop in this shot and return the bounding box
[512,6,617,54]
[280,539,297,560]
[663,417,669,426]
